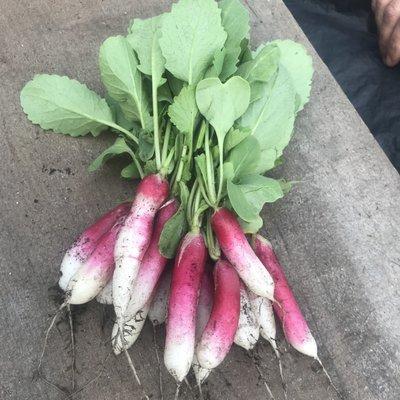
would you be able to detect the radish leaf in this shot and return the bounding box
[20,74,114,137]
[99,36,151,130]
[159,0,227,85]
[227,174,284,222]
[128,15,166,88]
[240,65,296,172]
[168,85,199,134]
[196,76,250,142]
[121,162,140,179]
[271,39,313,112]
[89,137,137,171]
[224,127,251,154]
[226,136,261,178]
[218,0,250,80]
[159,205,188,258]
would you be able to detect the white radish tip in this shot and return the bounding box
[292,335,318,358]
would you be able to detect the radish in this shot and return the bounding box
[125,199,179,320]
[59,202,130,290]
[196,259,240,370]
[253,234,341,395]
[192,269,214,386]
[113,174,169,332]
[252,234,317,357]
[164,232,207,382]
[66,215,126,305]
[148,269,172,326]
[96,279,113,305]
[112,300,151,355]
[211,208,274,300]
[234,281,259,351]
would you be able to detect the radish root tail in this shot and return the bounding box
[254,363,275,400]
[67,304,76,391]
[152,325,164,400]
[38,302,67,372]
[316,356,343,399]
[123,347,141,385]
[174,383,181,400]
[270,340,287,399]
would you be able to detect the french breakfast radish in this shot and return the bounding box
[192,269,214,385]
[59,202,130,290]
[125,199,178,320]
[66,215,126,305]
[164,232,207,382]
[211,208,274,300]
[252,234,317,357]
[113,174,169,330]
[196,259,240,370]
[148,269,172,326]
[234,281,260,351]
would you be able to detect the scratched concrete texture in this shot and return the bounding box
[0,0,399,399]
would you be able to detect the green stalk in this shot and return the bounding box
[205,126,217,204]
[102,121,138,144]
[217,141,224,202]
[152,82,161,171]
[161,121,172,165]
[171,145,188,193]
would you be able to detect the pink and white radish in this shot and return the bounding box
[59,202,130,290]
[125,199,178,320]
[196,259,240,370]
[164,232,206,382]
[192,269,214,385]
[112,300,151,355]
[253,234,341,394]
[234,282,259,351]
[113,174,169,331]
[148,269,172,326]
[211,208,274,300]
[96,279,113,305]
[252,234,317,357]
[66,215,126,305]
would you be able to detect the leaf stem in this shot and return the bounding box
[217,141,224,202]
[152,82,162,171]
[103,122,139,144]
[205,125,217,204]
[171,145,188,193]
[161,121,172,165]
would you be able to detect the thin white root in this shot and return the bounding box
[254,363,275,400]
[316,357,343,399]
[38,302,67,371]
[124,347,141,385]
[269,340,286,399]
[67,304,76,391]
[174,383,181,400]
[152,325,163,400]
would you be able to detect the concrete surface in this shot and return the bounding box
[0,0,399,399]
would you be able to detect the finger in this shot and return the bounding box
[384,20,400,66]
[378,0,400,55]
[374,0,393,26]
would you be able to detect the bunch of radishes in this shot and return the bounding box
[21,0,339,397]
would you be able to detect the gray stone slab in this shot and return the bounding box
[0,0,399,399]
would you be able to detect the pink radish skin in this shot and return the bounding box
[67,216,126,305]
[125,199,179,320]
[211,208,274,300]
[59,202,130,290]
[234,282,260,351]
[113,174,169,329]
[253,234,317,358]
[193,270,214,385]
[196,259,240,370]
[164,232,207,382]
[148,269,172,326]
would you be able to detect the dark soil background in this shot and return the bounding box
[284,0,400,171]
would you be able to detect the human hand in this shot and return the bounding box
[372,0,400,66]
